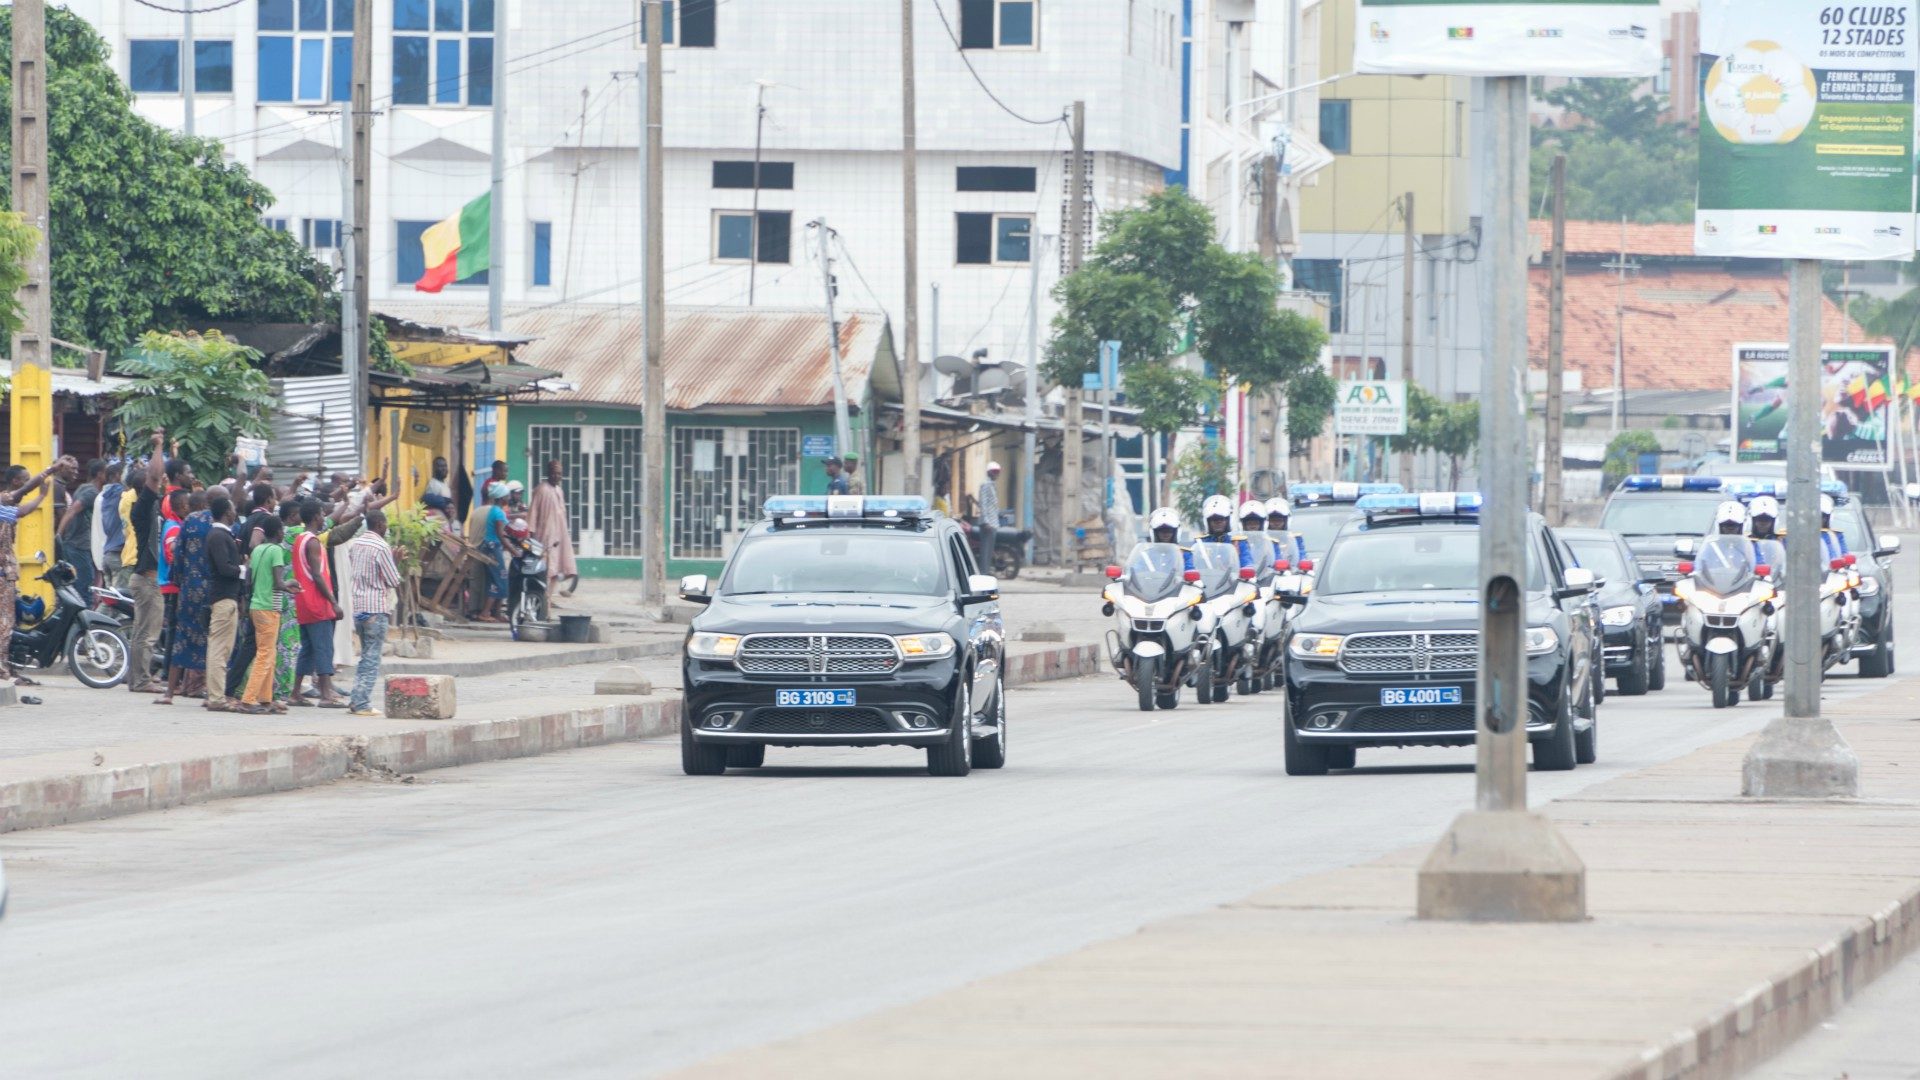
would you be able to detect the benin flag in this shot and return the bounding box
[1848,373,1870,408]
[414,193,491,293]
[1868,378,1890,409]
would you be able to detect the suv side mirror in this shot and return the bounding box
[1556,566,1595,600]
[1877,535,1902,558]
[1672,538,1696,557]
[679,574,712,605]
[963,573,1000,604]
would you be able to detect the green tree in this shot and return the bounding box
[0,8,331,351]
[1045,188,1330,436]
[1604,430,1663,489]
[1170,442,1238,526]
[1530,79,1697,224]
[113,330,279,478]
[0,209,37,337]
[1390,384,1481,487]
[1285,367,1338,444]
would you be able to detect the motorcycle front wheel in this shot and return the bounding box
[1709,651,1733,709]
[68,628,130,689]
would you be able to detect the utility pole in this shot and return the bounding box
[1603,215,1634,434]
[347,0,372,470]
[487,0,507,332]
[1060,100,1087,563]
[1417,75,1585,923]
[1022,234,1046,558]
[814,220,853,456]
[748,80,768,305]
[1253,150,1282,490]
[10,0,54,604]
[1399,191,1416,487]
[641,1,667,607]
[1742,259,1860,797]
[900,0,924,498]
[182,2,195,138]
[1543,155,1566,525]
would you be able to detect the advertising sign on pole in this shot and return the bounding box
[1695,0,1918,260]
[1334,379,1409,436]
[1732,342,1893,469]
[1354,0,1663,77]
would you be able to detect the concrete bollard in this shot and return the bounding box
[594,665,653,695]
[385,674,457,720]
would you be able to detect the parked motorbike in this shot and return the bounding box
[503,517,551,640]
[1673,537,1776,709]
[961,515,1030,579]
[1101,543,1208,712]
[1191,542,1258,704]
[12,562,131,688]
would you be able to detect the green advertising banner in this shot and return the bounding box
[1732,343,1893,468]
[1696,1,1917,259]
[1354,0,1662,76]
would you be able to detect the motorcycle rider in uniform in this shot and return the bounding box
[1148,507,1193,570]
[1265,498,1307,563]
[1198,494,1253,571]
[1746,495,1788,574]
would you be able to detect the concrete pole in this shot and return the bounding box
[10,0,55,606]
[1543,155,1566,525]
[182,2,194,138]
[1400,191,1416,485]
[640,1,667,607]
[487,0,507,332]
[348,0,372,471]
[1060,101,1087,563]
[1023,235,1044,554]
[900,0,924,497]
[338,103,359,469]
[1417,76,1585,923]
[815,219,853,456]
[1742,259,1860,797]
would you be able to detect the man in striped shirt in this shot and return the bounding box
[344,508,403,717]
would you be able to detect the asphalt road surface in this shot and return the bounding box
[0,633,1909,1077]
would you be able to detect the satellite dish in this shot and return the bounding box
[974,366,1011,394]
[933,354,973,377]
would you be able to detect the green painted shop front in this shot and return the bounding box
[505,405,868,580]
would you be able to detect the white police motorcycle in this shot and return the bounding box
[1191,541,1259,704]
[1674,535,1777,708]
[1102,543,1209,712]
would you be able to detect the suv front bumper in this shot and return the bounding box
[683,657,964,748]
[1285,653,1570,749]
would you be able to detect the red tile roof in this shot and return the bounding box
[1527,265,1883,393]
[1527,219,1699,258]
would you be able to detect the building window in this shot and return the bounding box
[1655,55,1672,95]
[396,219,488,286]
[1292,258,1345,333]
[960,0,1037,49]
[264,216,291,233]
[638,0,717,48]
[532,222,552,287]
[129,40,181,93]
[713,210,792,265]
[1319,99,1351,155]
[196,41,235,93]
[393,0,494,107]
[956,166,1037,193]
[711,161,794,190]
[303,218,344,250]
[258,0,352,104]
[956,212,1032,266]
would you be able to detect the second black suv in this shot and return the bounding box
[1599,475,1731,623]
[1559,527,1667,695]
[678,496,1007,777]
[1280,494,1600,776]
[1827,492,1901,677]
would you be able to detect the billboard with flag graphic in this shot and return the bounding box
[1353,0,1662,77]
[1732,343,1893,469]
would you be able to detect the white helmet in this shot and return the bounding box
[1237,499,1266,522]
[1148,507,1181,533]
[1748,495,1780,522]
[1202,494,1235,520]
[1820,493,1836,518]
[1714,500,1748,531]
[1267,497,1292,521]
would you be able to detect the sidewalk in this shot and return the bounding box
[678,689,1920,1079]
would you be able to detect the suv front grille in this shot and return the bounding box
[1339,632,1478,675]
[743,708,892,735]
[736,633,901,675]
[1348,706,1478,733]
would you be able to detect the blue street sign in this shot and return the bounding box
[1081,371,1103,391]
[801,435,836,458]
[1100,340,1121,389]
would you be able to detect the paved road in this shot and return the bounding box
[1751,951,1920,1080]
[3,630,1904,1079]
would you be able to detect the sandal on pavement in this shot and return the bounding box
[14,676,40,687]
[317,700,349,709]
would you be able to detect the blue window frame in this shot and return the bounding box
[128,40,181,93]
[304,218,343,250]
[259,0,294,32]
[1319,99,1351,155]
[396,220,488,286]
[258,36,294,101]
[196,41,234,93]
[532,222,552,287]
[1292,258,1345,333]
[259,0,350,104]
[394,0,493,107]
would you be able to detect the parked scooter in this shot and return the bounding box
[1190,542,1258,704]
[1101,543,1208,712]
[12,562,131,688]
[961,515,1030,579]
[1673,537,1776,708]
[503,517,550,640]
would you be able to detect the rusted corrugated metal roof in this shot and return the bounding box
[375,302,889,411]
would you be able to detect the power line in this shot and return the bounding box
[129,0,247,12]
[927,0,1068,127]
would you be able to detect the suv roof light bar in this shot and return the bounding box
[1355,492,1484,520]
[1618,474,1724,492]
[1291,482,1405,504]
[1724,479,1848,501]
[763,495,932,526]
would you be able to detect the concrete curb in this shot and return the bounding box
[0,641,1102,835]
[1606,884,1920,1080]
[384,639,679,678]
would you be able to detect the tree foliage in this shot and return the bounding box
[0,209,37,338]
[1530,79,1697,224]
[113,331,279,478]
[1604,429,1664,489]
[1046,188,1329,436]
[0,8,331,350]
[1170,442,1238,526]
[1285,367,1338,444]
[1390,384,1481,487]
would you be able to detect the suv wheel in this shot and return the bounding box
[1283,700,1329,777]
[928,682,974,777]
[1859,627,1893,679]
[973,671,1008,769]
[1617,631,1650,696]
[1648,632,1668,691]
[1533,686,1578,772]
[680,716,731,776]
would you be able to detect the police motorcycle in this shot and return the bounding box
[1102,514,1209,712]
[1188,496,1261,704]
[1673,509,1778,709]
[1234,500,1289,695]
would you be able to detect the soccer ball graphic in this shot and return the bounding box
[1704,40,1819,145]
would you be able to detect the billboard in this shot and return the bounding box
[1334,380,1409,436]
[1353,0,1662,77]
[1695,0,1918,260]
[1732,343,1893,469]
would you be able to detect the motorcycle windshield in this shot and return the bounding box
[1123,544,1187,603]
[1243,533,1277,584]
[1695,536,1757,594]
[1191,543,1239,599]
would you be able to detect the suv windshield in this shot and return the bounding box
[1289,506,1354,558]
[1565,538,1631,581]
[1124,543,1188,602]
[1318,528,1546,594]
[724,532,947,596]
[1601,493,1724,536]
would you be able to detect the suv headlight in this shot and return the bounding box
[1600,606,1636,627]
[1525,626,1559,655]
[894,633,956,660]
[687,632,740,660]
[1288,633,1344,660]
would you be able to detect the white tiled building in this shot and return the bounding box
[65,0,1193,377]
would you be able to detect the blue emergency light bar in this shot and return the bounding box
[764,495,932,523]
[1617,474,1725,492]
[1292,482,1406,504]
[1724,479,1849,501]
[1356,492,1483,517]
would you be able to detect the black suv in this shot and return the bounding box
[1559,527,1667,695]
[1598,475,1731,624]
[1829,492,1901,677]
[1279,493,1600,776]
[678,496,1007,777]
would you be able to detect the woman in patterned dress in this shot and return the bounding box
[168,497,214,698]
[275,500,304,702]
